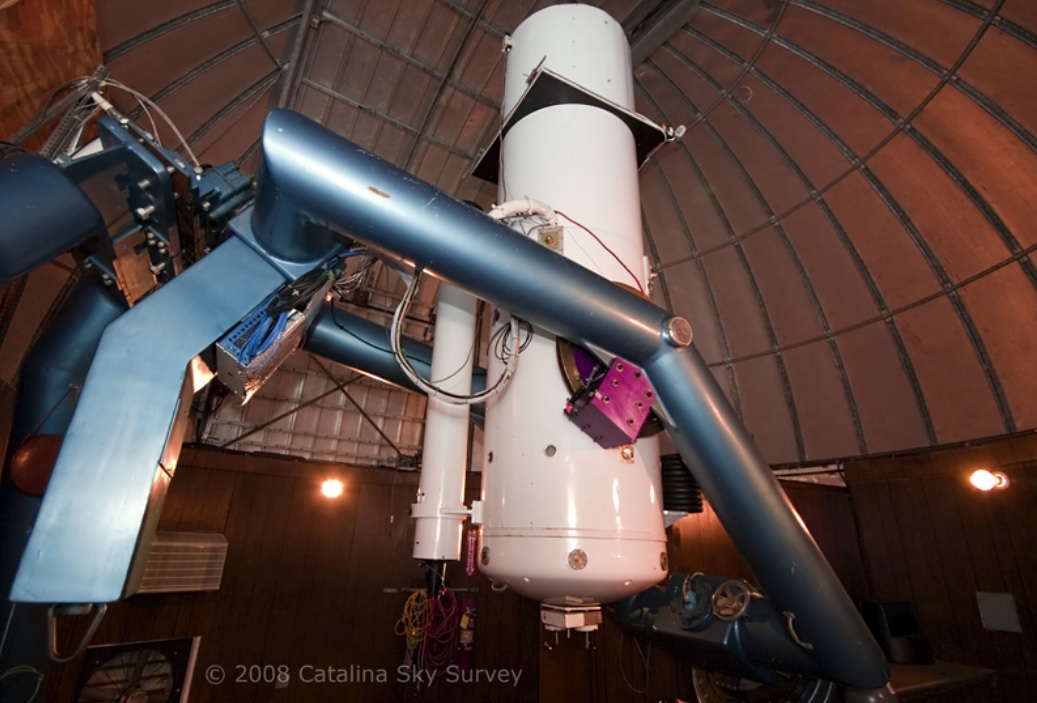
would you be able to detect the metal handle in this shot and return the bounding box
[785,611,815,651]
[48,603,107,663]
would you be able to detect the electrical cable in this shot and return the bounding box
[325,255,470,383]
[618,632,651,697]
[266,267,334,315]
[554,210,645,294]
[329,303,396,356]
[395,590,430,652]
[0,665,43,703]
[392,271,520,405]
[488,201,645,296]
[0,141,29,158]
[639,637,651,702]
[421,588,460,671]
[8,76,97,145]
[98,78,201,169]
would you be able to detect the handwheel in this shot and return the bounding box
[711,579,752,621]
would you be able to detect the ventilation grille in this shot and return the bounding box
[137,532,228,594]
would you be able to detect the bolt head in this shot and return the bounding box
[568,549,588,570]
[663,316,693,347]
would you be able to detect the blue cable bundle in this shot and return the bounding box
[239,310,287,365]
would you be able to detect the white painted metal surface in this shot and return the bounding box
[478,5,667,606]
[411,284,478,560]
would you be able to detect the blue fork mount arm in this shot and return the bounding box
[254,109,889,690]
[10,238,287,604]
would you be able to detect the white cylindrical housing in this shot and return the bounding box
[412,284,477,560]
[480,5,667,605]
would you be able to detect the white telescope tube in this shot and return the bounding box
[478,5,667,605]
[411,283,477,560]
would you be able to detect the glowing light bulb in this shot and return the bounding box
[321,479,344,498]
[969,469,1008,491]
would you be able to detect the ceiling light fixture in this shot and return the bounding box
[969,469,1009,492]
[321,479,344,498]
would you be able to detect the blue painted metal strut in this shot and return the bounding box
[254,109,889,690]
[11,238,287,604]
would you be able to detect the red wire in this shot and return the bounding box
[421,588,460,671]
[554,210,645,294]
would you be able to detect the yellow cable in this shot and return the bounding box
[394,590,429,650]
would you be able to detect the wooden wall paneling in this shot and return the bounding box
[209,472,283,702]
[943,465,1026,702]
[178,465,217,530]
[990,463,1037,684]
[190,461,261,703]
[293,477,362,703]
[177,467,237,533]
[971,486,1037,692]
[596,615,692,703]
[845,437,1037,703]
[987,479,1037,695]
[342,480,416,700]
[254,475,321,701]
[920,477,988,669]
[168,469,237,700]
[647,636,685,702]
[617,626,654,703]
[847,461,907,599]
[256,473,301,698]
[151,462,199,531]
[275,469,347,703]
[540,624,594,703]
[497,580,541,702]
[236,476,306,700]
[517,593,543,700]
[984,503,1037,696]
[666,507,698,573]
[889,475,963,659]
